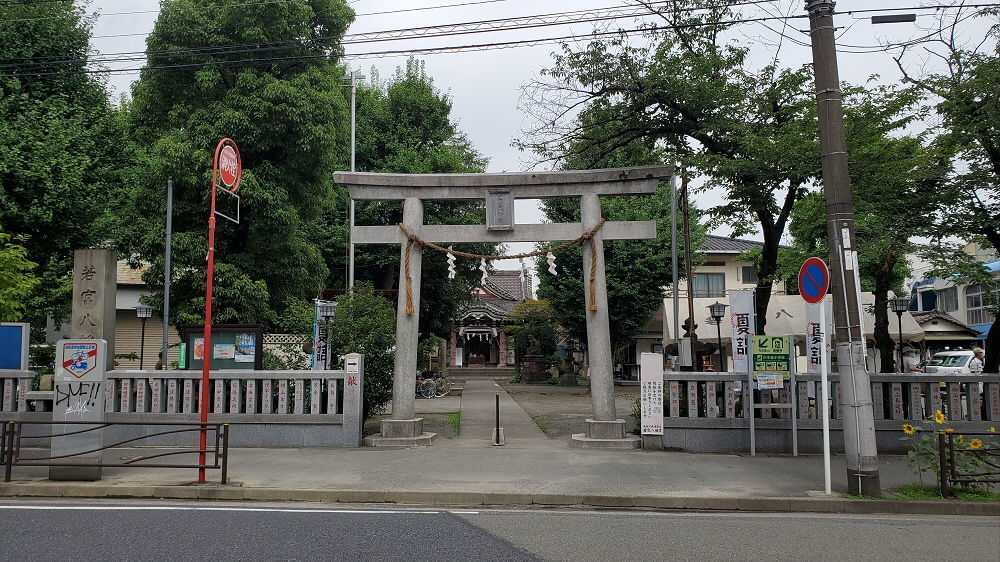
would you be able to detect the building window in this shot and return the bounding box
[741,266,758,285]
[938,287,958,312]
[691,273,725,297]
[966,284,995,326]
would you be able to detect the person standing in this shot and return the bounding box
[969,347,985,375]
[902,348,923,373]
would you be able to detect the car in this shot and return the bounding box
[923,350,975,375]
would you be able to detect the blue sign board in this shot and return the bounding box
[0,323,30,370]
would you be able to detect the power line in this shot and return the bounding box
[0,0,510,23]
[0,0,775,68]
[1,3,996,78]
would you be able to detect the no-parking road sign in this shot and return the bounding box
[799,257,830,304]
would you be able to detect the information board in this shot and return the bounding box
[752,335,791,389]
[0,323,29,370]
[639,352,664,435]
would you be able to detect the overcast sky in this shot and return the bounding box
[85,0,993,267]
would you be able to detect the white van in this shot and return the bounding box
[923,350,975,375]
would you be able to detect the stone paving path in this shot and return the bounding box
[455,379,549,445]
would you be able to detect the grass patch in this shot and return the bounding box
[446,412,461,433]
[844,484,1000,502]
[530,414,549,434]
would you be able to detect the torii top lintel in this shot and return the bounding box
[334,165,673,201]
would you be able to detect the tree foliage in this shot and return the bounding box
[893,8,1000,370]
[109,0,356,331]
[326,283,395,420]
[0,229,39,322]
[0,1,124,332]
[506,300,560,359]
[519,1,817,331]
[342,60,497,338]
[783,85,951,371]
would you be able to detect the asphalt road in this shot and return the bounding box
[1,500,997,562]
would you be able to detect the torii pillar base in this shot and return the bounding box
[365,418,438,447]
[569,419,640,449]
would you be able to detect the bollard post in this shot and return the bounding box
[492,390,505,446]
[938,432,950,498]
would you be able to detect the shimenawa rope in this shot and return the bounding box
[398,219,607,314]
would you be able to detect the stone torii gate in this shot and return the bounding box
[334,165,673,448]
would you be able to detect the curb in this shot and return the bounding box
[1,483,997,516]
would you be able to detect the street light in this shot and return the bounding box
[707,301,728,372]
[889,296,910,372]
[135,304,155,370]
[317,300,339,370]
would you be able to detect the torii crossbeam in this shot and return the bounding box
[334,165,673,447]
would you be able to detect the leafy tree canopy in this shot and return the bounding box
[326,283,395,420]
[339,59,497,338]
[520,2,818,331]
[111,0,356,330]
[0,228,39,322]
[0,1,124,333]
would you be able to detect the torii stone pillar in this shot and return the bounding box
[335,166,673,448]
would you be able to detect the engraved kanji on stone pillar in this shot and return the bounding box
[71,249,118,371]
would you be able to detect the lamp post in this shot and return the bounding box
[890,296,909,373]
[135,304,155,370]
[707,302,728,372]
[317,300,339,369]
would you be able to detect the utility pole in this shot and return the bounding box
[347,71,366,292]
[805,0,880,495]
[680,169,697,371]
[162,177,173,370]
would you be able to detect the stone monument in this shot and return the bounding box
[70,249,118,370]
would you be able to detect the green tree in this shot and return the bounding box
[0,1,123,332]
[782,85,951,371]
[0,229,39,322]
[520,2,818,332]
[326,283,395,421]
[338,60,497,338]
[111,0,355,330]
[506,300,560,360]
[893,8,1000,370]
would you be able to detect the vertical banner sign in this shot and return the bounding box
[805,297,833,373]
[752,335,791,390]
[639,352,664,435]
[729,290,755,373]
[51,339,108,481]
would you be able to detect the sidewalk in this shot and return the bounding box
[2,383,997,516]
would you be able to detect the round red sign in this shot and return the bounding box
[218,144,241,189]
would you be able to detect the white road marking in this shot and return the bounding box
[0,505,440,515]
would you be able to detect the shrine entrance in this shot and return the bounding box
[335,165,672,447]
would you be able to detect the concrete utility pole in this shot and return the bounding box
[347,71,366,292]
[805,0,880,495]
[162,177,173,370]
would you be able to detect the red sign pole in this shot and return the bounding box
[200,139,241,484]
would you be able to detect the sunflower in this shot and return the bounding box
[946,428,955,433]
[935,410,946,424]
[957,435,965,444]
[902,424,916,435]
[991,427,997,433]
[970,439,984,450]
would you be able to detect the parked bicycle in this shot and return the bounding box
[415,371,452,398]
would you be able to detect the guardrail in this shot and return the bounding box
[661,371,1000,424]
[12,369,357,421]
[938,431,1000,497]
[3,421,229,483]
